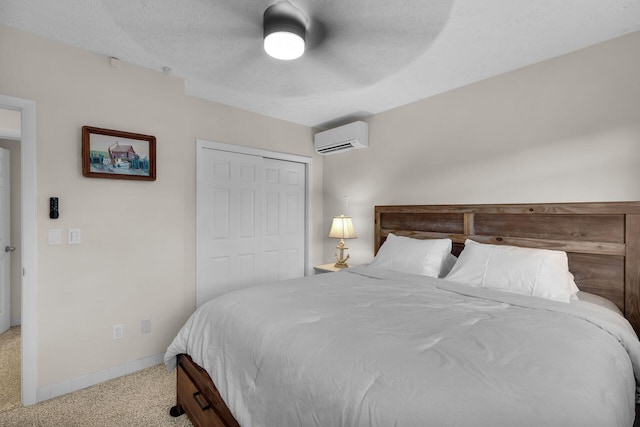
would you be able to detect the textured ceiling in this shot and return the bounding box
[1,0,639,128]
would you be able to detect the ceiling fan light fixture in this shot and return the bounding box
[263,6,306,60]
[264,31,305,60]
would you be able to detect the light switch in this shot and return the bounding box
[68,228,81,245]
[48,229,62,245]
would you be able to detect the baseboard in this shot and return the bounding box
[10,317,21,327]
[36,352,165,402]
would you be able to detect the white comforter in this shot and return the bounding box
[165,267,640,427]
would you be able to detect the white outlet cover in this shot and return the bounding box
[48,229,62,245]
[112,324,124,340]
[141,319,151,334]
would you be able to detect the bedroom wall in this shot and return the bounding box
[0,24,322,395]
[0,108,21,137]
[322,31,640,265]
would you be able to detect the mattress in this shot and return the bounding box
[165,267,640,427]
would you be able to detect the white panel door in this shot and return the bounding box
[197,149,264,307]
[0,147,10,334]
[196,146,307,308]
[263,158,305,283]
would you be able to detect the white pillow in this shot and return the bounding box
[445,239,577,303]
[566,272,580,299]
[439,254,458,278]
[368,233,452,277]
[576,291,622,314]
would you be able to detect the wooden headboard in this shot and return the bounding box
[374,202,640,334]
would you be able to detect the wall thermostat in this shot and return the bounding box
[49,197,59,219]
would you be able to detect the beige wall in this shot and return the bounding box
[0,109,20,136]
[323,31,640,265]
[0,24,323,389]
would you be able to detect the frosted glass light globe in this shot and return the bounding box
[264,31,305,60]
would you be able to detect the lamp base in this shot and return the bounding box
[333,260,349,269]
[334,240,350,269]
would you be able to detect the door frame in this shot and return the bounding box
[0,95,37,406]
[0,146,10,333]
[195,139,313,297]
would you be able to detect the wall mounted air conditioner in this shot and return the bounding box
[314,121,368,155]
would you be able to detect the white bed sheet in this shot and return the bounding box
[165,267,640,427]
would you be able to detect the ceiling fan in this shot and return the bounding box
[99,0,453,97]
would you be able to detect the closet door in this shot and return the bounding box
[197,149,264,306]
[263,158,305,283]
[196,147,307,307]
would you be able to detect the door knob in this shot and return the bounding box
[5,246,15,253]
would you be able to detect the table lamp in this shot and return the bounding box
[328,215,357,268]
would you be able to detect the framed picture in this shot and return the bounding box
[82,126,156,181]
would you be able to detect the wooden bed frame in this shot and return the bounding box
[171,201,640,426]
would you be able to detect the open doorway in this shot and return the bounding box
[0,95,37,407]
[0,115,21,411]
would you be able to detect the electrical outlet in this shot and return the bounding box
[141,319,151,334]
[112,324,124,340]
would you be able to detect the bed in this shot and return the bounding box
[165,201,640,427]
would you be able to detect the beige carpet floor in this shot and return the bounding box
[0,327,193,427]
[0,325,21,413]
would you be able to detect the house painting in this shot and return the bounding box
[108,142,136,162]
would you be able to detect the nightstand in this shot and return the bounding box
[313,263,346,274]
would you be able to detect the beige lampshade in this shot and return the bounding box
[328,215,357,239]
